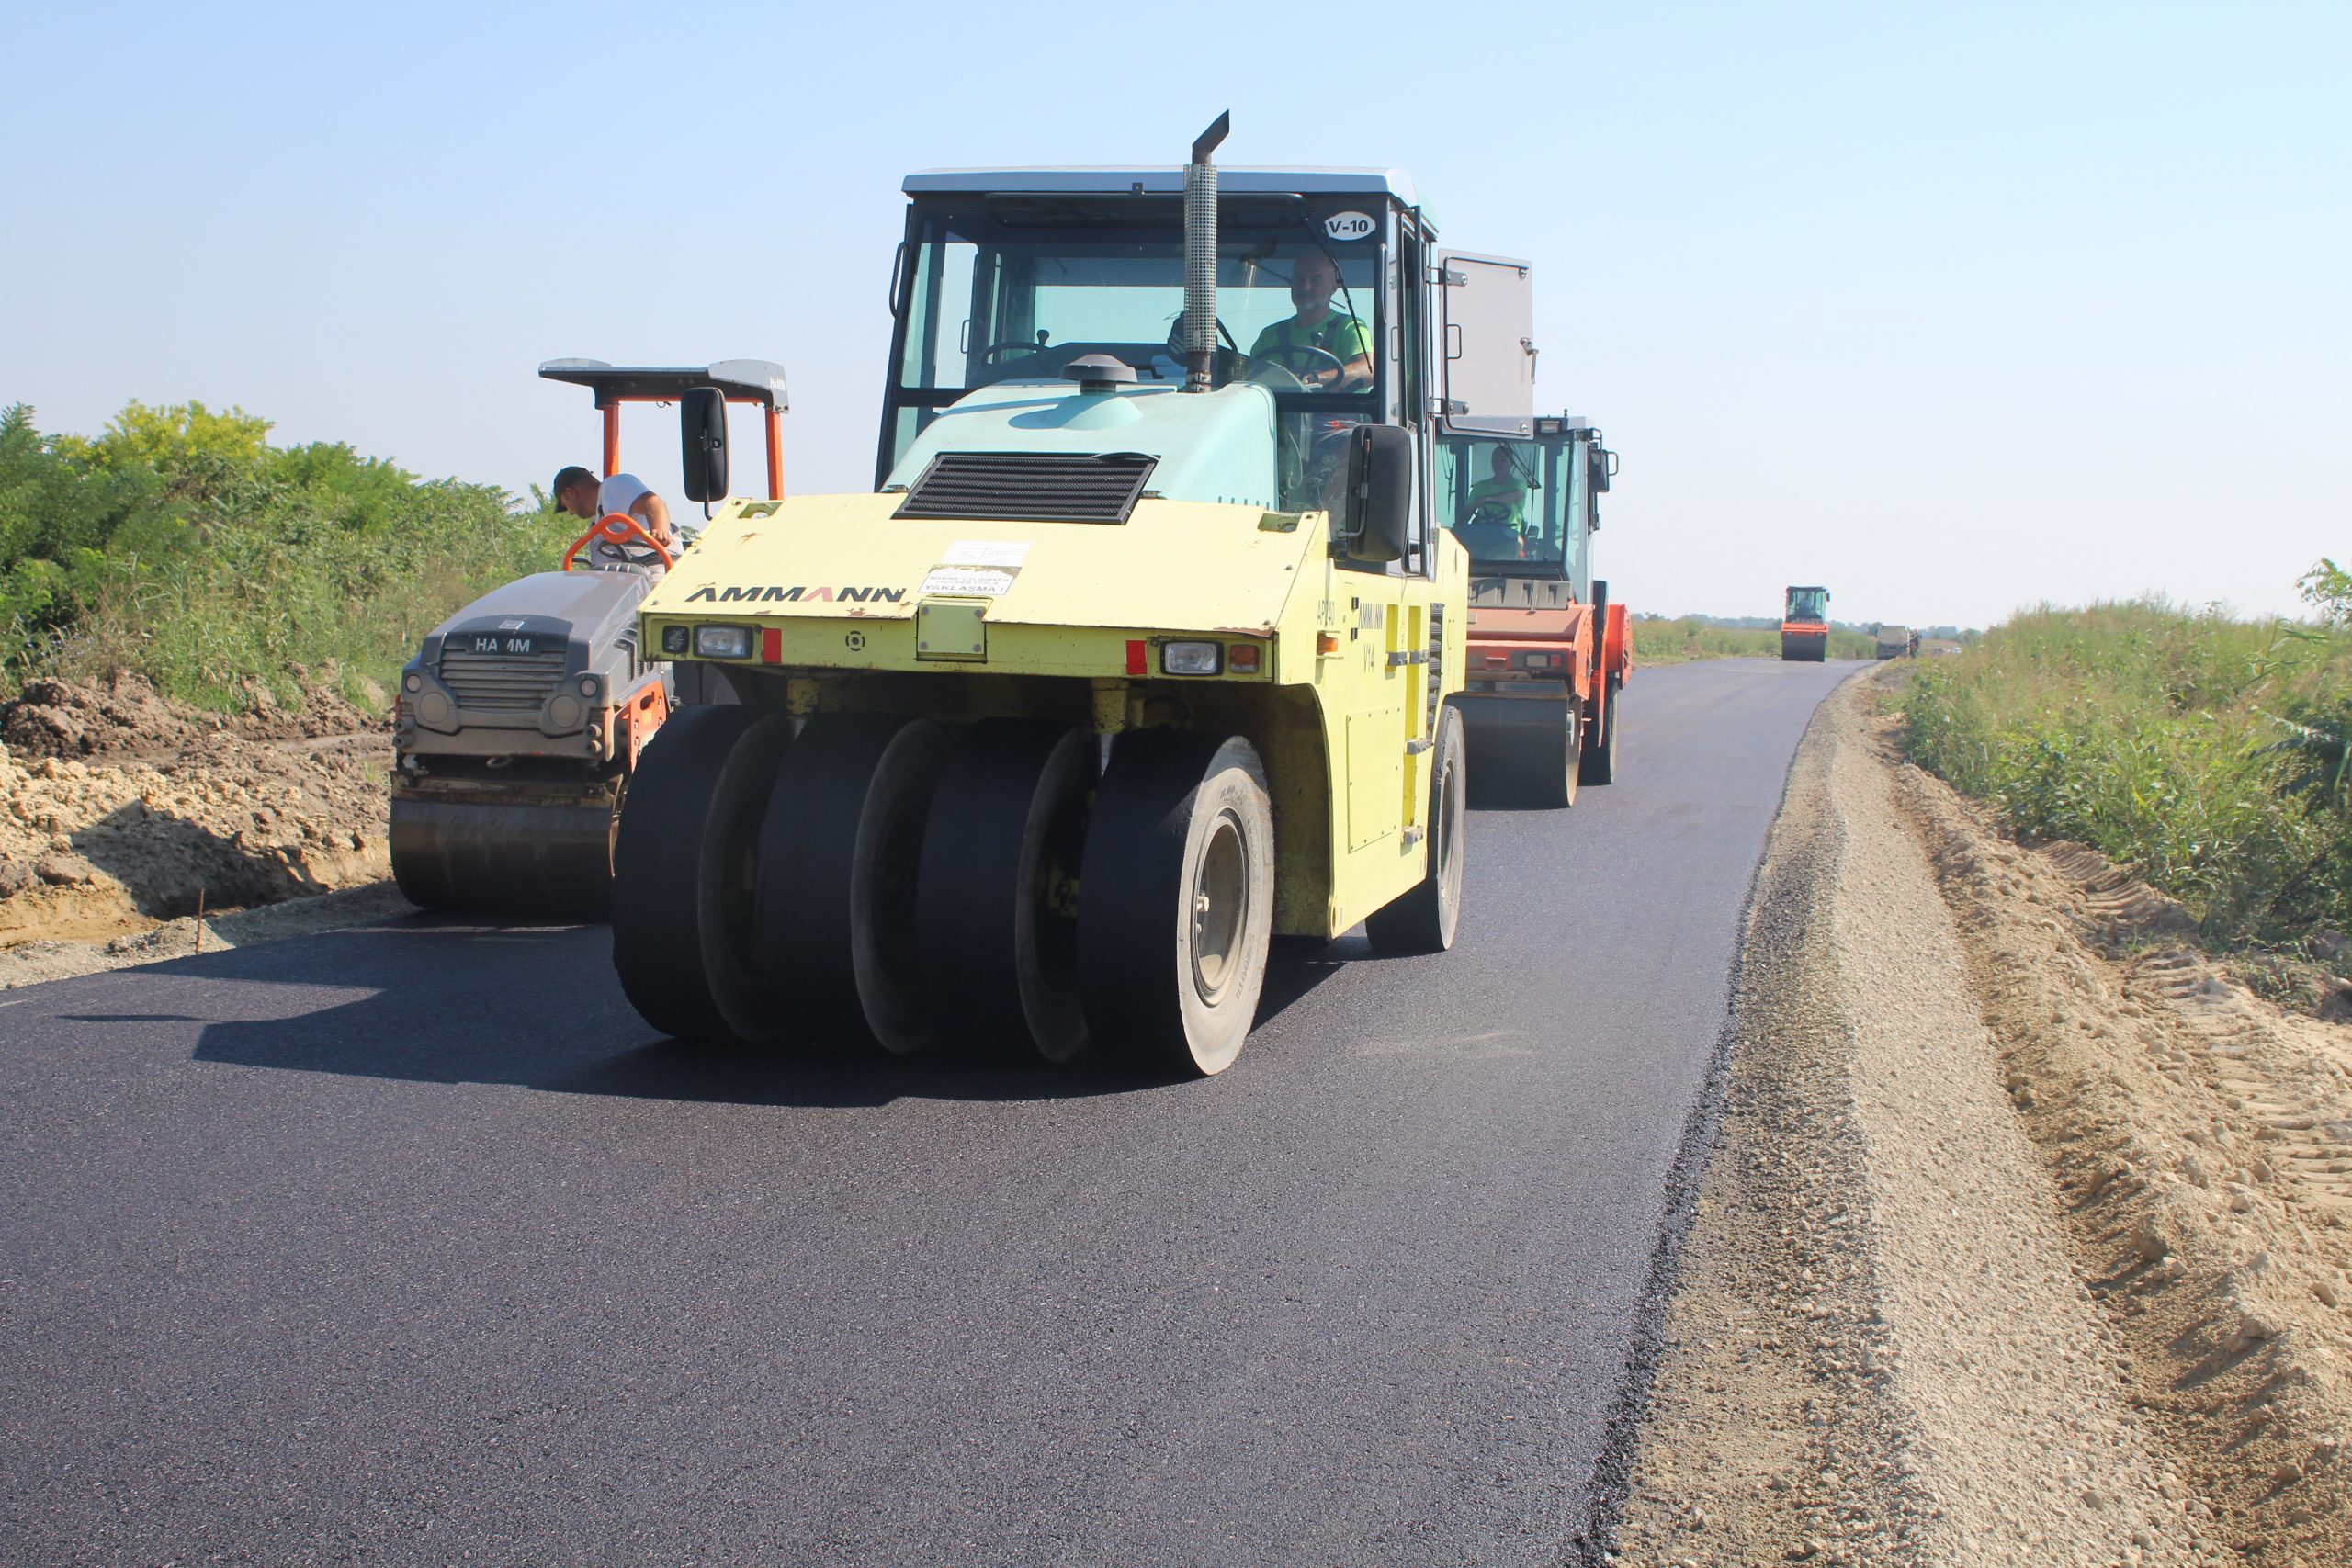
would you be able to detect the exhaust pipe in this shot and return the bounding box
[1182,110,1229,394]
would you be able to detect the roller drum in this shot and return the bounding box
[389,795,618,918]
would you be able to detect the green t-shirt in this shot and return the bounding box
[1464,475,1527,529]
[1250,310,1374,384]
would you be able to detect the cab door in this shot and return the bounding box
[1434,251,1538,438]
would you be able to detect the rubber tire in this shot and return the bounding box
[1580,682,1619,786]
[916,721,1093,1064]
[611,705,792,1046]
[756,714,949,1055]
[1365,705,1467,954]
[1514,702,1581,809]
[1078,731,1274,1078]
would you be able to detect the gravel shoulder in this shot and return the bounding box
[1603,669,2347,1566]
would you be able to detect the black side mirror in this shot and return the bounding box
[1341,423,1412,564]
[680,387,729,502]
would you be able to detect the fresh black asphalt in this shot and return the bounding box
[0,658,1855,1565]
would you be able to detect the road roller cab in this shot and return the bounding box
[388,358,788,915]
[1449,415,1630,806]
[613,117,1540,1076]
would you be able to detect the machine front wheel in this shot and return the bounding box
[1079,731,1274,1077]
[756,715,950,1055]
[389,792,620,918]
[611,705,792,1046]
[1581,683,1619,786]
[917,721,1093,1064]
[1466,702,1579,810]
[1366,705,1467,954]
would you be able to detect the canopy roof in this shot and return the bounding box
[538,359,788,411]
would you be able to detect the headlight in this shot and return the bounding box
[694,625,752,659]
[401,671,423,693]
[660,625,690,656]
[1160,640,1222,676]
[578,674,600,698]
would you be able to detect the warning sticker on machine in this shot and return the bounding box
[921,540,1030,597]
[920,566,1018,596]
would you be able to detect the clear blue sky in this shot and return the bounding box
[4,0,2346,628]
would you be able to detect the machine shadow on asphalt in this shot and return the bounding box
[169,918,1358,1106]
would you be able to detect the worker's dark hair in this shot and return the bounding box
[551,465,596,500]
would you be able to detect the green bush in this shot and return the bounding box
[0,400,574,711]
[1898,598,2352,945]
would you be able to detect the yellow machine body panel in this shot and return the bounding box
[642,493,1468,940]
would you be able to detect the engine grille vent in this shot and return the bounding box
[440,648,567,711]
[892,451,1159,525]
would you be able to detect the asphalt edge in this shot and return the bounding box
[1567,663,1869,1564]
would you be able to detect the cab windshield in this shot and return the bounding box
[1436,434,1580,579]
[883,197,1385,479]
[1787,587,1828,621]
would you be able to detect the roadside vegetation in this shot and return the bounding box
[0,401,570,712]
[1634,615,1876,663]
[1898,576,2352,947]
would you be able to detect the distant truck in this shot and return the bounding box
[1781,585,1830,661]
[1451,416,1630,807]
[1874,624,1911,660]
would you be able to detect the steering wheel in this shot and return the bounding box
[976,341,1056,365]
[565,511,674,572]
[1465,500,1520,529]
[1159,315,1247,385]
[1246,344,1348,391]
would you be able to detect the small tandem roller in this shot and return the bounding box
[389,359,787,916]
[606,118,1544,1075]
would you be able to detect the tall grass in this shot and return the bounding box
[1899,600,2352,944]
[3,401,573,711]
[56,481,572,711]
[1635,616,1876,664]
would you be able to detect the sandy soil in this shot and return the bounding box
[1605,669,2352,1566]
[0,672,404,982]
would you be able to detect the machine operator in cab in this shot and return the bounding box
[1250,252,1373,392]
[1464,445,1529,530]
[554,464,682,569]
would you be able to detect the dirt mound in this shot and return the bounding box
[1894,734,2352,1565]
[0,669,383,763]
[0,881,417,991]
[0,672,393,958]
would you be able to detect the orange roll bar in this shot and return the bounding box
[595,393,782,498]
